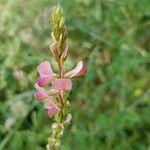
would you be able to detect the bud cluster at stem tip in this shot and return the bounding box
[50,5,68,66]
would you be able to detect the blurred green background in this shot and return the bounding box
[0,0,150,150]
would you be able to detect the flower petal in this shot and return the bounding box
[44,99,57,109]
[48,89,58,96]
[52,78,72,91]
[36,76,51,86]
[34,91,47,100]
[52,78,72,98]
[60,90,65,98]
[37,61,54,77]
[47,108,58,117]
[65,61,87,78]
[34,83,57,99]
[34,83,48,97]
[44,99,60,117]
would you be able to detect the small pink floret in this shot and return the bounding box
[44,99,60,117]
[34,91,47,100]
[65,61,87,78]
[48,108,58,117]
[34,83,48,100]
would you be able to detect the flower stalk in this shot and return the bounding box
[34,5,87,150]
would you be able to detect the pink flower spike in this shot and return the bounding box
[36,76,51,86]
[52,78,72,98]
[65,61,87,78]
[37,61,54,78]
[44,99,60,117]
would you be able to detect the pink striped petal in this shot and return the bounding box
[44,99,57,109]
[34,83,48,100]
[34,83,47,93]
[47,108,58,117]
[65,61,87,78]
[34,82,55,100]
[52,78,72,98]
[44,99,60,117]
[60,90,65,98]
[34,83,57,98]
[52,78,72,91]
[37,61,54,78]
[34,91,47,100]
[36,76,51,86]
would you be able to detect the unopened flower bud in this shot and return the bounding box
[60,43,68,62]
[52,123,58,129]
[50,42,58,55]
[51,32,55,41]
[58,33,63,53]
[46,144,50,150]
[66,101,71,107]
[65,114,72,124]
[55,6,62,18]
[59,128,64,136]
[59,18,64,28]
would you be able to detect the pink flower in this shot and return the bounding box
[65,61,87,78]
[34,91,47,100]
[44,99,60,117]
[36,61,55,86]
[34,83,48,100]
[52,78,72,98]
[34,83,57,100]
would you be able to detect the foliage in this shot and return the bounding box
[0,0,150,149]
